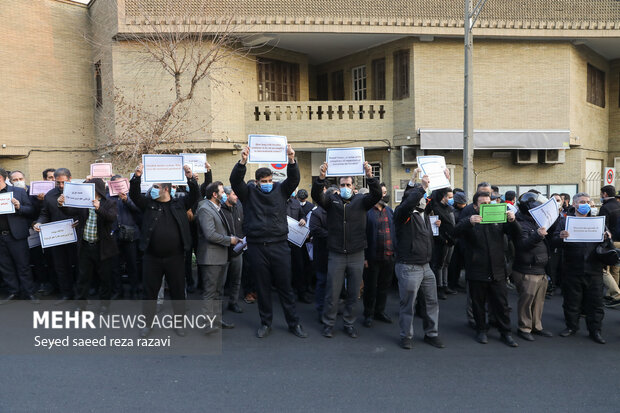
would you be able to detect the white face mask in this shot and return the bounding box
[417,197,427,211]
[12,181,26,189]
[300,201,306,206]
[590,207,599,216]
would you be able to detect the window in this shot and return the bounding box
[317,73,329,100]
[372,58,386,100]
[393,50,410,100]
[587,63,605,108]
[361,162,382,188]
[94,61,102,108]
[352,65,367,101]
[331,70,344,100]
[257,58,299,102]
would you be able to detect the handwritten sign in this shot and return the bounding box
[63,182,95,209]
[0,192,15,215]
[417,155,450,191]
[90,163,113,178]
[325,147,365,177]
[248,134,288,164]
[287,216,310,247]
[564,216,605,243]
[29,181,55,196]
[108,178,130,196]
[181,153,207,173]
[39,219,78,249]
[142,154,186,185]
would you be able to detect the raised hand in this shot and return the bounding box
[240,147,249,165]
[319,162,328,180]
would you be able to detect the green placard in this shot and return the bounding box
[479,203,507,224]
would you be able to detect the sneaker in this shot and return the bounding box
[400,337,413,350]
[604,298,620,308]
[423,335,445,348]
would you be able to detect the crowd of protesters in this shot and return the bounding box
[1,146,619,347]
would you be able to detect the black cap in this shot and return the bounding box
[453,192,467,204]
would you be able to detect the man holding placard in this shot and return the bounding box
[230,144,307,339]
[454,191,520,347]
[552,192,609,344]
[311,158,381,339]
[0,168,38,304]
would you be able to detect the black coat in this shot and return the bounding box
[512,212,549,275]
[426,193,456,246]
[552,215,605,277]
[230,161,300,243]
[454,208,520,281]
[393,186,434,265]
[36,186,83,226]
[73,197,120,261]
[309,206,328,273]
[129,175,199,253]
[2,185,36,240]
[286,197,304,221]
[365,205,396,262]
[599,198,620,241]
[311,177,382,254]
[221,202,244,238]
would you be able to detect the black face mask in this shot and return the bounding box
[382,195,390,204]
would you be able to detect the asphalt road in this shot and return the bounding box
[3,287,620,412]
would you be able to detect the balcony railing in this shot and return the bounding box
[249,100,392,122]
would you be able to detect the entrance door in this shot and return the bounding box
[585,159,602,202]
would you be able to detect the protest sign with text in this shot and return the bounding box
[248,135,288,164]
[325,147,365,177]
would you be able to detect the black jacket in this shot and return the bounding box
[129,174,199,253]
[426,193,456,246]
[365,205,396,262]
[300,201,315,217]
[599,198,620,241]
[36,187,83,226]
[1,185,36,240]
[73,197,120,261]
[454,207,520,281]
[230,161,300,243]
[221,201,244,238]
[393,186,434,265]
[512,212,549,275]
[311,177,382,254]
[286,197,304,221]
[552,215,605,277]
[309,206,328,273]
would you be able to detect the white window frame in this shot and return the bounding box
[352,65,367,101]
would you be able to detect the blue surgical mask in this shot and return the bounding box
[577,203,591,215]
[151,188,160,199]
[260,183,273,193]
[340,187,352,200]
[170,188,176,197]
[490,200,497,204]
[448,198,454,206]
[291,191,296,198]
[220,193,228,204]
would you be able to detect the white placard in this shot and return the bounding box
[0,192,15,214]
[90,163,113,178]
[27,228,41,248]
[325,147,365,177]
[417,156,450,191]
[233,236,248,254]
[564,216,606,243]
[287,216,310,247]
[181,153,207,173]
[429,215,440,236]
[63,182,95,209]
[529,197,559,229]
[29,181,55,196]
[142,154,186,185]
[39,219,78,249]
[248,134,288,164]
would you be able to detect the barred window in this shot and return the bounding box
[587,63,605,108]
[257,58,299,102]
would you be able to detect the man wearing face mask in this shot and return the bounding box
[362,183,396,327]
[129,163,198,338]
[230,145,307,339]
[311,161,381,339]
[454,191,520,347]
[220,186,245,313]
[286,188,311,304]
[552,192,608,344]
[427,187,456,300]
[598,185,620,308]
[447,191,467,293]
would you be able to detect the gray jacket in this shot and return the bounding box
[196,199,232,266]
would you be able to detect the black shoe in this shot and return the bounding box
[468,320,477,330]
[532,329,553,338]
[604,298,620,308]
[501,333,519,347]
[437,288,447,300]
[362,317,373,328]
[444,287,457,295]
[400,337,413,350]
[27,295,40,304]
[289,324,308,338]
[256,324,272,338]
[0,294,18,305]
[589,330,606,344]
[298,293,313,304]
[374,312,393,324]
[559,328,577,337]
[322,325,333,338]
[98,305,109,315]
[227,303,244,313]
[53,296,72,305]
[317,313,323,324]
[221,320,235,329]
[344,325,358,338]
[476,332,488,344]
[517,330,535,341]
[424,335,445,348]
[139,327,151,338]
[186,285,196,294]
[204,325,220,335]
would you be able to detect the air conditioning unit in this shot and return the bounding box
[401,146,424,165]
[514,150,538,164]
[541,149,566,164]
[394,189,405,203]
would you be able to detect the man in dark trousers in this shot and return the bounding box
[230,144,307,339]
[552,192,608,344]
[74,178,119,314]
[34,168,82,304]
[0,167,38,303]
[311,161,381,339]
[130,163,198,338]
[363,182,396,327]
[454,191,520,347]
[599,185,620,307]
[221,186,245,313]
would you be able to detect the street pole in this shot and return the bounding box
[463,0,487,201]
